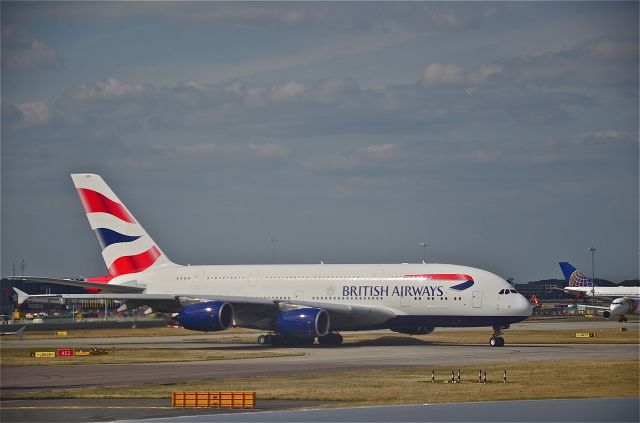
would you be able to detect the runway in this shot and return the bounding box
[2,343,637,393]
[119,398,640,422]
[1,320,638,422]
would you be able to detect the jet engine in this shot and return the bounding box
[392,326,435,335]
[276,308,330,338]
[178,301,234,332]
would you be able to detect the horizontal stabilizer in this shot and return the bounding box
[9,276,145,293]
[13,288,183,313]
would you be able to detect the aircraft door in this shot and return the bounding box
[400,293,411,308]
[472,291,482,308]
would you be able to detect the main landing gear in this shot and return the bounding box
[318,333,343,346]
[618,316,628,323]
[256,332,344,346]
[489,325,506,347]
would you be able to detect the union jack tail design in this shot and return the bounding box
[71,174,175,276]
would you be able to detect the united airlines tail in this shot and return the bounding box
[71,174,175,276]
[559,262,594,287]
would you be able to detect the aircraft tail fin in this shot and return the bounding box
[559,262,594,287]
[71,174,176,276]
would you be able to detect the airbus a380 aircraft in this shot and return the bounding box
[560,262,639,322]
[12,174,531,347]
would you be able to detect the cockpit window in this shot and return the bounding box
[510,289,517,294]
[499,289,505,294]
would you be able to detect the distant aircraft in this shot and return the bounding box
[0,326,25,341]
[11,174,531,347]
[559,262,639,322]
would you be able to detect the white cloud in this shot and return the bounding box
[365,143,397,157]
[247,143,289,157]
[468,64,504,85]
[65,78,155,102]
[2,26,61,71]
[422,63,465,86]
[269,81,305,102]
[575,131,639,144]
[422,63,504,87]
[14,101,50,128]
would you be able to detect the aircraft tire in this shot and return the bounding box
[490,336,498,347]
[497,337,505,347]
[318,333,342,346]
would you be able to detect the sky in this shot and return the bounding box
[1,2,638,283]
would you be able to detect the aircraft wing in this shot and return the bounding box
[14,288,397,328]
[566,303,610,314]
[168,295,396,327]
[9,276,145,293]
[13,288,181,311]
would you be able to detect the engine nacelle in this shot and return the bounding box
[602,310,611,319]
[276,308,330,338]
[178,301,234,332]
[392,326,435,335]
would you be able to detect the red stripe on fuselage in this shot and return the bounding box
[77,188,135,223]
[405,274,472,281]
[108,246,161,276]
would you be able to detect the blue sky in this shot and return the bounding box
[1,2,638,282]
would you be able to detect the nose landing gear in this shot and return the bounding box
[490,325,506,347]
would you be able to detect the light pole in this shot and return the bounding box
[270,236,278,264]
[588,247,597,302]
[588,247,596,283]
[419,242,429,263]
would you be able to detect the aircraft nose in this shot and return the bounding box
[610,303,625,316]
[517,294,533,316]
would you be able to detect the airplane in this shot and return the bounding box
[0,326,25,341]
[559,262,639,322]
[10,174,532,347]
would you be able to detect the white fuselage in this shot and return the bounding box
[565,286,640,298]
[111,262,532,330]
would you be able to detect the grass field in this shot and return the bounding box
[3,360,637,404]
[1,326,259,340]
[4,326,637,346]
[0,348,303,367]
[344,328,640,345]
[184,328,640,346]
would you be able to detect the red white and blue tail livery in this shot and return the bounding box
[71,174,174,276]
[11,174,532,347]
